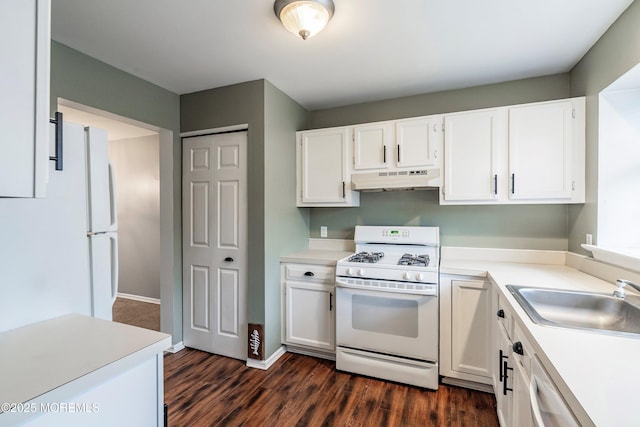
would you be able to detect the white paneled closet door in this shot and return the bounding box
[182,131,247,360]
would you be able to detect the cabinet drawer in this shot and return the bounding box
[284,264,335,283]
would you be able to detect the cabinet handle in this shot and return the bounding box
[511,173,515,194]
[499,349,508,381]
[397,144,401,162]
[304,271,315,277]
[224,257,234,262]
[49,112,64,171]
[513,341,524,356]
[329,292,333,311]
[494,174,498,195]
[502,360,513,395]
[497,309,505,318]
[342,181,346,198]
[383,145,387,164]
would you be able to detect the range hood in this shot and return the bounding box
[351,169,441,192]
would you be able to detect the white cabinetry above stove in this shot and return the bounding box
[352,116,442,171]
[441,97,585,205]
[296,127,360,207]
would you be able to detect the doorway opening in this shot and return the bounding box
[57,99,175,334]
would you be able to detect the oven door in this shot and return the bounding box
[336,284,438,362]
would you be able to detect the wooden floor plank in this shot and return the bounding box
[164,348,499,427]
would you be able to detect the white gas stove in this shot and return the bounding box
[335,225,441,390]
[336,226,439,294]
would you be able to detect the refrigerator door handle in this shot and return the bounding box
[110,233,119,303]
[108,163,118,231]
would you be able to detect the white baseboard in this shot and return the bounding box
[246,345,286,370]
[164,341,185,354]
[117,292,161,305]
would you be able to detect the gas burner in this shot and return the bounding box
[398,253,430,267]
[348,251,384,263]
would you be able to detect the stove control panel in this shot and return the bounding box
[382,229,410,239]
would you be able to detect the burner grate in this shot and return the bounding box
[348,251,384,263]
[398,253,430,267]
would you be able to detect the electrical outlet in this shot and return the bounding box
[586,234,593,245]
[320,226,328,238]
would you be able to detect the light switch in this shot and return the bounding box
[320,226,327,238]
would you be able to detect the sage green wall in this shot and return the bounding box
[181,80,309,357]
[310,74,570,128]
[180,80,267,332]
[568,0,640,254]
[308,75,572,250]
[50,41,183,343]
[264,81,309,356]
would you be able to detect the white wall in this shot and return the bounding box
[109,135,160,299]
[598,67,640,254]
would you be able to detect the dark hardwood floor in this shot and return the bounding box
[164,348,499,427]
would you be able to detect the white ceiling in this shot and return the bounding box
[51,0,634,110]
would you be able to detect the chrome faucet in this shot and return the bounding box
[613,279,640,299]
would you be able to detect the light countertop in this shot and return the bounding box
[280,249,352,265]
[0,313,171,410]
[442,259,640,427]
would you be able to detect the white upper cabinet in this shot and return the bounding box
[0,0,51,198]
[353,122,392,170]
[297,127,359,207]
[352,116,443,172]
[396,116,441,169]
[441,97,585,205]
[442,109,505,203]
[508,99,584,202]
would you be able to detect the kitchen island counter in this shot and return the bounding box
[0,313,170,426]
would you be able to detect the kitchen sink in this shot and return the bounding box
[506,285,640,337]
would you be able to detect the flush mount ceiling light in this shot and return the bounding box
[274,0,335,40]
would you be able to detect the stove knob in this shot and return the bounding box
[416,273,425,281]
[346,268,354,276]
[358,268,366,276]
[403,272,411,280]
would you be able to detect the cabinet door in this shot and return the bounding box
[353,122,392,170]
[284,281,335,351]
[508,100,574,201]
[297,128,358,206]
[396,117,441,168]
[0,0,50,198]
[513,355,533,427]
[451,280,492,379]
[442,109,503,202]
[495,323,514,427]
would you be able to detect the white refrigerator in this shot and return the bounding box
[85,126,119,321]
[0,121,118,332]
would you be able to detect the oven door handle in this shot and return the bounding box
[335,277,438,296]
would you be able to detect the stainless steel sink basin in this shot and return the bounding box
[506,285,640,337]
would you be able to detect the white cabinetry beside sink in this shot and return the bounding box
[442,248,640,427]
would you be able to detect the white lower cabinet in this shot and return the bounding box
[440,275,493,387]
[493,287,533,427]
[281,263,335,355]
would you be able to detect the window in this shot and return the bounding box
[597,63,640,266]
